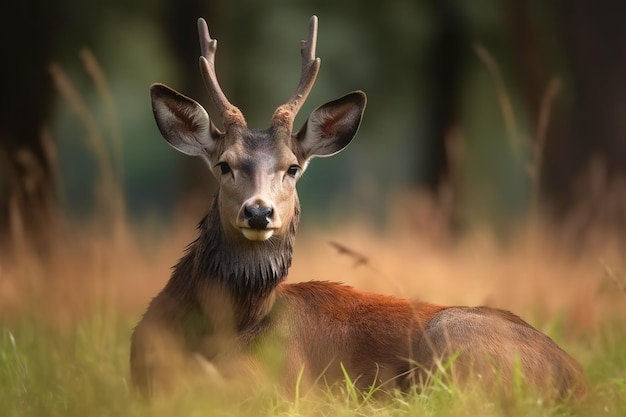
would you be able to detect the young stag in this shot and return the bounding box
[131,16,586,399]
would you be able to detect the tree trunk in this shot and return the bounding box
[0,0,58,256]
[162,0,219,215]
[544,0,626,233]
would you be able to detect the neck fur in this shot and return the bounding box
[168,195,299,329]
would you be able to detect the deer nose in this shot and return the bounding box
[244,204,274,229]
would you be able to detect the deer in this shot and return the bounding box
[130,15,586,400]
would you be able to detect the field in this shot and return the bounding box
[3,4,626,414]
[1,203,625,417]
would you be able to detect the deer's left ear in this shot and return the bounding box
[295,91,366,159]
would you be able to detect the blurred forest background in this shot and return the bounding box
[2,0,626,255]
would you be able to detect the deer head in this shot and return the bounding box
[150,16,366,242]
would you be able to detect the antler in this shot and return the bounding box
[271,15,321,131]
[197,18,246,129]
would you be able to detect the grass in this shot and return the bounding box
[1,220,625,417]
[0,309,625,417]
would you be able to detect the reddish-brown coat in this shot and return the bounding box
[271,282,447,390]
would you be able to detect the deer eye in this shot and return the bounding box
[286,165,300,177]
[216,162,231,175]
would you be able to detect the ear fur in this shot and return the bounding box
[150,83,222,156]
[296,91,367,159]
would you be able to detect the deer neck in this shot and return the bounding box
[170,194,299,330]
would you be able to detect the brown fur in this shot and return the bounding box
[414,307,587,399]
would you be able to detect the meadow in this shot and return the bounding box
[2,49,625,417]
[1,200,625,416]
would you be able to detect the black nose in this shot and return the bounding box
[244,204,273,229]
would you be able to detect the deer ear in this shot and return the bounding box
[150,83,222,156]
[295,91,366,159]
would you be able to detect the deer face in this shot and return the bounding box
[150,16,366,242]
[211,126,299,242]
[150,84,366,241]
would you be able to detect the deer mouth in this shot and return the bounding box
[241,227,276,241]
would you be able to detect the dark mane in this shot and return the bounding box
[163,194,300,329]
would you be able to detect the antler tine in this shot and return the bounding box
[197,18,246,129]
[272,15,321,131]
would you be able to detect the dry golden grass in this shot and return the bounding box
[2,189,624,337]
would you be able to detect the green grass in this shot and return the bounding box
[1,311,625,417]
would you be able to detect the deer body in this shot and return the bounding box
[131,16,585,399]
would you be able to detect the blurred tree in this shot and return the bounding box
[417,0,467,234]
[0,0,58,254]
[419,0,466,194]
[508,0,626,234]
[160,0,219,212]
[504,0,565,212]
[546,1,626,228]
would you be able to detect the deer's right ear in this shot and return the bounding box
[150,83,222,156]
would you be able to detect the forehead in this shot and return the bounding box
[219,128,297,167]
